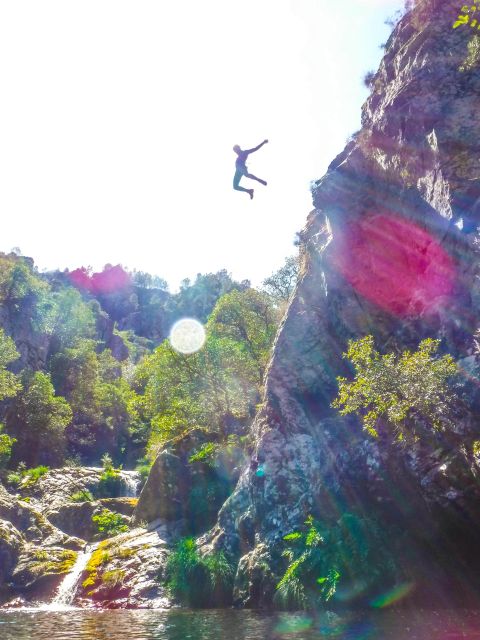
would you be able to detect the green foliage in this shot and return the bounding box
[164,537,234,607]
[262,254,300,308]
[6,472,21,486]
[92,508,128,537]
[459,35,480,72]
[171,270,250,324]
[188,434,245,467]
[0,329,21,401]
[40,287,95,350]
[276,513,400,610]
[7,464,49,487]
[69,489,94,503]
[50,339,139,462]
[7,372,72,466]
[0,425,16,469]
[139,288,277,460]
[135,456,152,482]
[21,465,49,487]
[332,336,458,441]
[275,516,340,610]
[188,442,219,465]
[140,336,258,459]
[207,288,278,377]
[96,467,126,498]
[101,452,114,471]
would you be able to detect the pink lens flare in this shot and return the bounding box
[330,212,456,316]
[69,264,132,294]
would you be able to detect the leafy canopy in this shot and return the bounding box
[7,372,72,466]
[332,336,458,440]
[137,288,277,459]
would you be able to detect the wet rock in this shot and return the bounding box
[16,467,140,513]
[77,524,174,608]
[233,543,276,608]
[11,545,77,598]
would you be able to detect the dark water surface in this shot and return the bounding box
[1,609,480,639]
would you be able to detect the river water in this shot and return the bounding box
[1,609,480,639]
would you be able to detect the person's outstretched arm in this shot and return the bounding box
[246,139,268,154]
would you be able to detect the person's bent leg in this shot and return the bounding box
[233,170,252,195]
[245,172,267,186]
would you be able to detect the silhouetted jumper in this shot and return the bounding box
[233,139,268,199]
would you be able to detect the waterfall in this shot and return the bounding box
[122,471,141,497]
[50,546,92,609]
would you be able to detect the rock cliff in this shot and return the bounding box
[204,0,480,607]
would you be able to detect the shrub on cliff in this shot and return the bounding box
[164,537,234,607]
[332,336,458,441]
[275,514,402,610]
[92,508,128,537]
[275,516,340,610]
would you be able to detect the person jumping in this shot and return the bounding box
[233,139,268,199]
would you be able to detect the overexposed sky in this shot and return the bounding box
[0,0,402,291]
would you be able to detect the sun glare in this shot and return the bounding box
[169,318,206,354]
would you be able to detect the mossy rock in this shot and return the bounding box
[11,546,77,597]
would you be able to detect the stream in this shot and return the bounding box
[2,608,480,639]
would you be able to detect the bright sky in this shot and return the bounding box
[0,0,402,291]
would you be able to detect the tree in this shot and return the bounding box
[42,287,95,351]
[136,287,279,459]
[50,339,138,463]
[170,270,250,324]
[332,336,458,441]
[0,329,21,400]
[138,335,258,459]
[207,289,278,380]
[7,372,72,466]
[262,255,300,310]
[0,426,16,470]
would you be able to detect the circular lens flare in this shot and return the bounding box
[169,318,206,354]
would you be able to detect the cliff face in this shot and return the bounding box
[206,0,480,606]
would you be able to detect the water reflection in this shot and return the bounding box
[1,608,480,639]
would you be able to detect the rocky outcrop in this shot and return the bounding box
[76,523,176,608]
[133,448,235,535]
[202,0,480,607]
[0,467,141,605]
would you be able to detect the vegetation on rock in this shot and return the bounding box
[164,537,234,607]
[332,336,458,441]
[92,508,129,538]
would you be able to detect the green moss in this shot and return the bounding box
[92,508,129,537]
[69,489,94,503]
[82,540,112,589]
[102,569,125,587]
[31,549,77,577]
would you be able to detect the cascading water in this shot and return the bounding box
[49,546,93,609]
[122,471,141,497]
